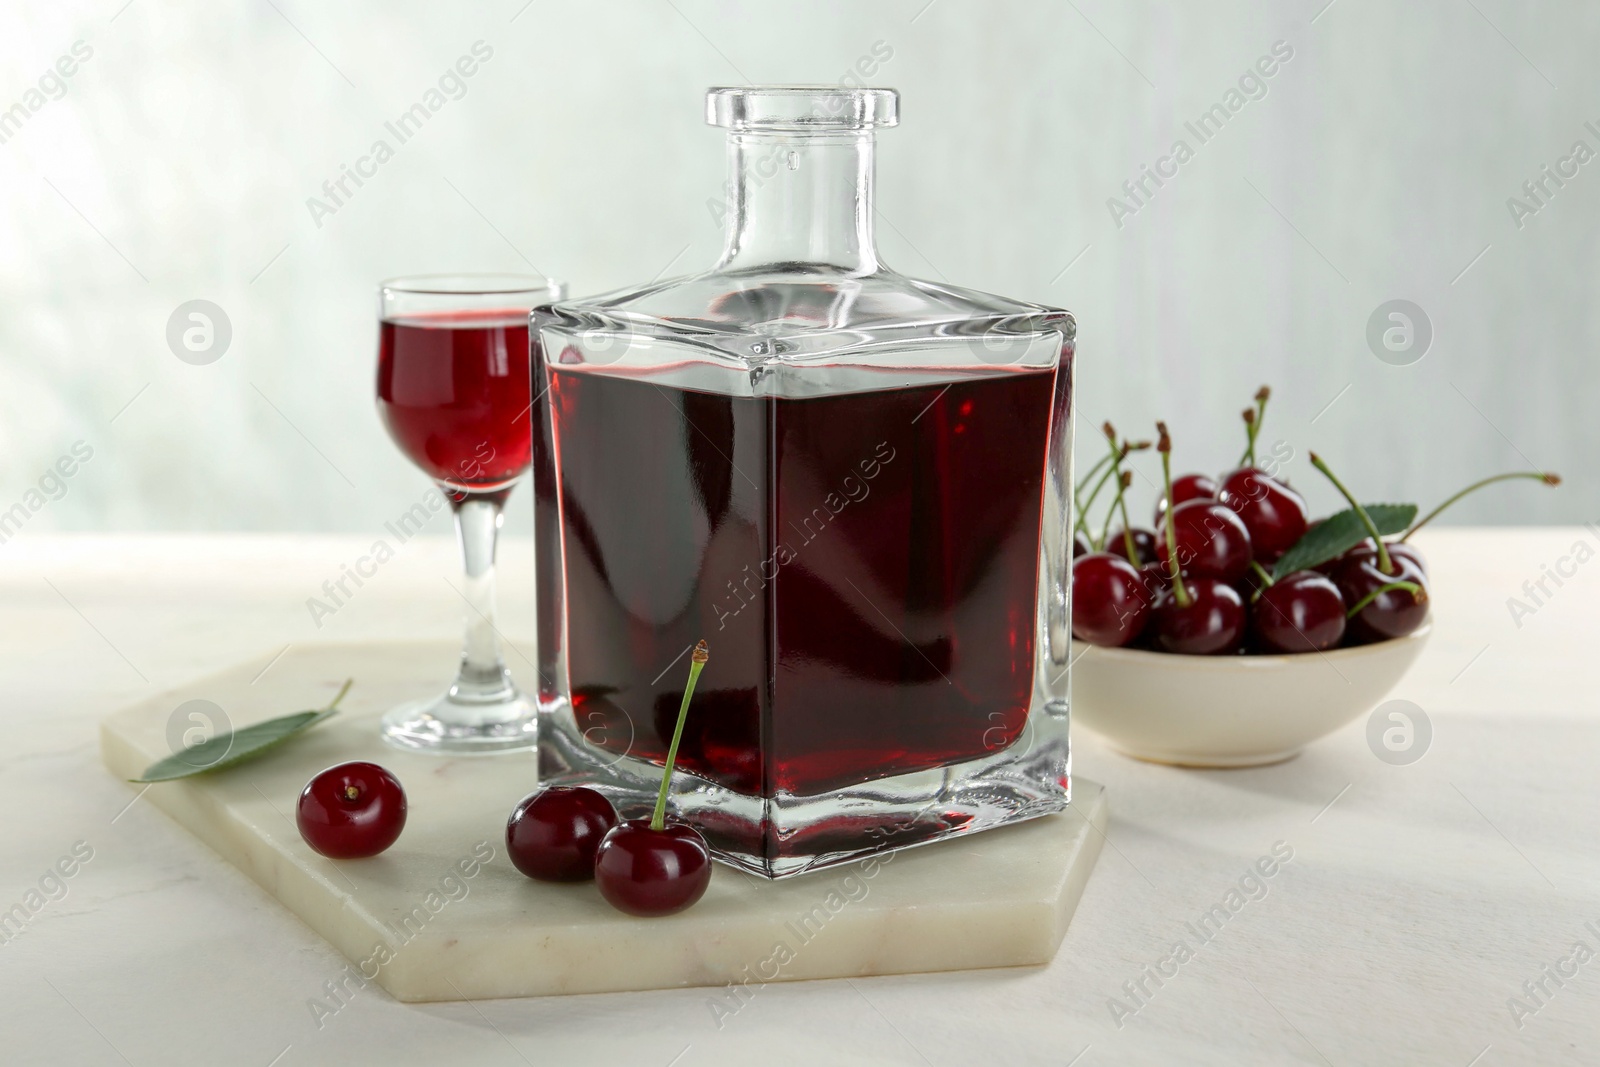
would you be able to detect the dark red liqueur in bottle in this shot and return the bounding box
[548,365,1057,798]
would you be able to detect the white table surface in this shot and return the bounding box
[3,528,1597,1067]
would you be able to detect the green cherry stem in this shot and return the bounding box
[1345,581,1424,619]
[1072,452,1114,531]
[1235,386,1270,468]
[1116,471,1139,563]
[1074,444,1126,541]
[1075,452,1114,497]
[1157,422,1192,608]
[1098,470,1132,551]
[1401,471,1561,542]
[1246,560,1275,604]
[650,640,708,832]
[1238,408,1257,469]
[1308,451,1394,576]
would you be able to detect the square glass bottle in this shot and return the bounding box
[531,86,1076,878]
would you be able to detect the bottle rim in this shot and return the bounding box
[706,85,898,131]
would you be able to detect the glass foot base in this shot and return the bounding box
[380,692,538,755]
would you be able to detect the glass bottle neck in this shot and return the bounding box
[716,131,880,275]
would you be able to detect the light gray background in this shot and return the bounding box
[1,0,1592,538]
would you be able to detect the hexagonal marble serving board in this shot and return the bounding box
[99,641,1106,1002]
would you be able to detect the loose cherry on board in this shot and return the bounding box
[506,786,618,882]
[297,762,407,859]
[594,641,713,917]
[1154,499,1254,583]
[1251,570,1346,653]
[1150,423,1247,654]
[1072,553,1152,647]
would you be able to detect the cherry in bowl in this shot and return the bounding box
[1072,552,1152,647]
[1152,578,1246,655]
[297,761,407,859]
[1155,499,1254,583]
[1218,468,1308,563]
[1333,546,1429,644]
[1252,570,1346,653]
[1154,472,1218,528]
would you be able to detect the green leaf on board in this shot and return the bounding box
[1272,504,1418,580]
[132,679,352,783]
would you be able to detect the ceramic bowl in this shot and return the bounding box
[1071,625,1431,767]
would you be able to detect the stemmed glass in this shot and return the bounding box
[375,274,564,754]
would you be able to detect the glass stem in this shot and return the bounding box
[448,492,516,709]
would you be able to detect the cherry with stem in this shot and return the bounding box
[1156,424,1189,609]
[594,641,714,917]
[1150,422,1247,654]
[1311,452,1431,642]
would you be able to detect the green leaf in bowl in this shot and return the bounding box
[1272,504,1417,579]
[133,679,352,783]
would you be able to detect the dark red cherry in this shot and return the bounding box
[1154,472,1218,528]
[1074,534,1089,558]
[1318,539,1428,578]
[506,786,618,882]
[1333,548,1429,644]
[1218,468,1309,562]
[1106,527,1159,566]
[297,762,406,859]
[1071,553,1152,647]
[594,819,712,917]
[1152,578,1246,654]
[1155,500,1253,583]
[1386,542,1427,575]
[1251,571,1346,653]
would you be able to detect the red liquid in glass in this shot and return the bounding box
[377,310,532,490]
[548,367,1057,798]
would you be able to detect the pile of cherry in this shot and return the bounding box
[1071,386,1560,655]
[292,642,715,918]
